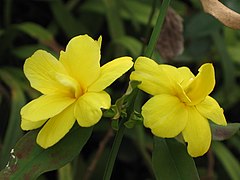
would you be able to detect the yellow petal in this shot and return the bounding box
[159,64,182,83]
[130,57,179,95]
[74,91,110,127]
[182,107,211,157]
[177,67,195,88]
[59,35,101,90]
[24,50,71,95]
[21,94,75,121]
[196,96,227,126]
[37,104,75,148]
[185,63,215,105]
[88,57,133,92]
[142,94,188,137]
[21,118,47,130]
[175,83,192,104]
[55,73,82,98]
[97,36,102,47]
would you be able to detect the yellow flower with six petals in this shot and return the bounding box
[21,35,133,149]
[130,57,227,157]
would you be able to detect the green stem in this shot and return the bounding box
[103,121,125,180]
[144,0,171,58]
[103,0,171,179]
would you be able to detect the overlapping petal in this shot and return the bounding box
[184,63,215,105]
[24,50,71,95]
[74,91,111,127]
[21,94,75,121]
[88,57,133,92]
[177,66,195,88]
[37,104,76,148]
[196,96,227,126]
[142,94,188,137]
[60,35,101,90]
[21,119,47,130]
[55,73,82,98]
[130,57,179,95]
[159,64,182,84]
[182,107,211,157]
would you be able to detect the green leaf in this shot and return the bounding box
[212,141,240,180]
[0,125,93,179]
[0,69,26,169]
[185,12,221,39]
[121,0,158,25]
[16,22,53,42]
[152,137,200,180]
[58,163,72,180]
[113,36,142,58]
[12,44,49,59]
[228,134,240,154]
[49,0,86,37]
[103,0,125,40]
[211,123,240,141]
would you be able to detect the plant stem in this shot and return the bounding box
[103,0,171,179]
[144,0,171,58]
[103,121,126,180]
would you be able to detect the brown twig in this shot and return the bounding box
[200,0,240,29]
[83,128,114,180]
[201,148,215,180]
[207,148,215,179]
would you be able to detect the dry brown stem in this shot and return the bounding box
[200,0,240,29]
[83,128,114,180]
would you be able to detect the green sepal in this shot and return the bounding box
[111,119,120,131]
[124,111,143,129]
[114,80,141,120]
[103,105,117,118]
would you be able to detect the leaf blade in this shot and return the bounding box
[152,137,200,180]
[0,125,93,179]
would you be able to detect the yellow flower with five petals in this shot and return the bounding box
[130,57,227,157]
[21,35,133,149]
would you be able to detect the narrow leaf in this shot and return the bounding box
[0,125,93,179]
[16,22,53,42]
[212,141,240,180]
[103,0,125,39]
[152,137,199,180]
[49,0,86,37]
[211,123,240,141]
[113,36,142,58]
[0,69,25,169]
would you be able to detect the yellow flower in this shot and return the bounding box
[130,57,227,157]
[21,34,133,148]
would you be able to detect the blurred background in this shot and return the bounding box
[0,0,240,179]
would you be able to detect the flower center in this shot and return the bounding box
[174,83,192,105]
[55,73,83,98]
